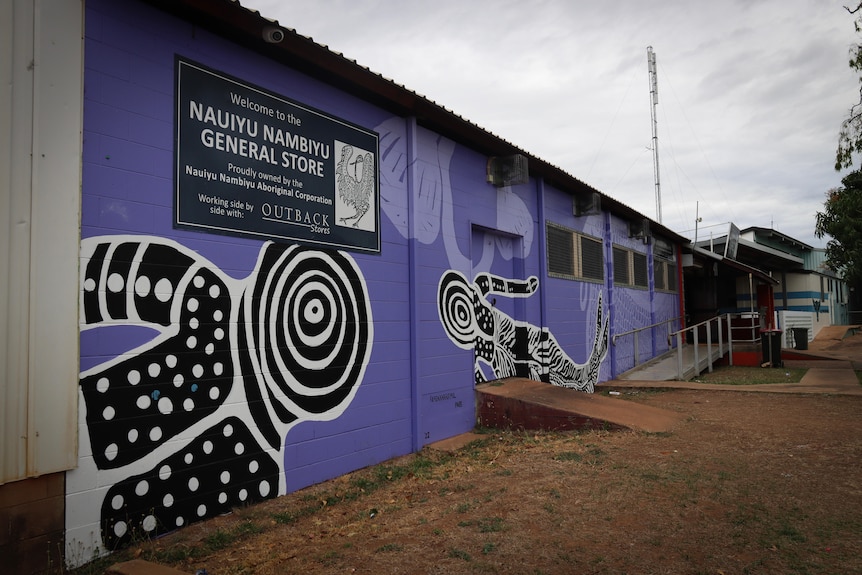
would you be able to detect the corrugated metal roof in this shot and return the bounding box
[143,0,688,244]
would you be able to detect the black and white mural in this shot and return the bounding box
[77,235,372,549]
[438,271,608,392]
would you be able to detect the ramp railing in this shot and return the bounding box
[669,314,735,380]
[612,316,682,371]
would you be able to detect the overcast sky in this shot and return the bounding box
[246,0,859,247]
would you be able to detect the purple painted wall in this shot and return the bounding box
[65,0,678,563]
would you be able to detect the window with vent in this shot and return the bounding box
[613,246,648,288]
[613,247,630,285]
[633,253,648,287]
[654,259,667,291]
[546,222,603,282]
[654,258,677,292]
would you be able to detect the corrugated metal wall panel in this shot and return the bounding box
[0,0,83,485]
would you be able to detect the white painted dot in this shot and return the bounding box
[197,504,207,517]
[184,452,193,465]
[186,336,197,349]
[114,521,127,538]
[214,328,225,341]
[136,395,151,410]
[96,377,110,393]
[188,477,199,492]
[84,278,97,292]
[158,464,171,481]
[128,428,138,443]
[128,370,141,385]
[148,363,161,378]
[175,516,184,527]
[105,444,118,461]
[239,488,248,501]
[187,298,199,312]
[234,442,245,455]
[209,284,220,298]
[213,362,224,376]
[249,460,259,474]
[203,440,213,455]
[154,278,173,302]
[223,423,234,437]
[111,494,124,510]
[135,480,149,496]
[102,406,115,421]
[189,317,199,330]
[107,273,125,293]
[163,493,174,508]
[183,398,195,411]
[205,342,215,355]
[209,386,220,401]
[193,275,206,288]
[165,354,178,368]
[192,364,204,378]
[158,397,174,415]
[134,275,151,297]
[218,492,228,504]
[259,480,271,497]
[149,426,162,442]
[142,514,157,532]
[213,310,223,322]
[173,374,184,387]
[220,470,230,484]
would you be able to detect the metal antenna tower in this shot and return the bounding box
[647,46,662,223]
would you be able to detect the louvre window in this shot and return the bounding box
[654,259,667,291]
[547,224,574,276]
[633,252,648,287]
[654,257,677,292]
[546,222,603,282]
[613,246,648,288]
[580,236,604,281]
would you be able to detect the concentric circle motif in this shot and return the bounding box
[245,244,371,418]
[438,271,477,348]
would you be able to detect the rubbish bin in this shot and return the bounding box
[792,327,809,350]
[760,329,783,368]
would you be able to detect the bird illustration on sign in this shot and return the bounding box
[335,141,376,231]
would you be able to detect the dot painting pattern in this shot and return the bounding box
[79,237,373,549]
[81,240,233,469]
[437,270,609,392]
[100,417,278,550]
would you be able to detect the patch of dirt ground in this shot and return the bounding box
[90,387,862,575]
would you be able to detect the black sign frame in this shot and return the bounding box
[174,56,380,253]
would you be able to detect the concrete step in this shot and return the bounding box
[476,377,686,434]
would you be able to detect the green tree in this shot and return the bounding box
[815,170,862,284]
[836,2,862,170]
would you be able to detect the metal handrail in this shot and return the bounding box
[668,314,732,380]
[612,316,682,369]
[728,313,760,344]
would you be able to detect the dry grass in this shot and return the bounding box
[691,364,808,385]
[74,388,862,575]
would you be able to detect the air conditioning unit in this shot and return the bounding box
[629,218,652,244]
[486,154,529,187]
[573,192,602,216]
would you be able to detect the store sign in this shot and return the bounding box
[724,223,740,260]
[174,57,380,253]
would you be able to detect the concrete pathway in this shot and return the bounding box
[606,327,862,396]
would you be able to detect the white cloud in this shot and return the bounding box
[248,0,858,246]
